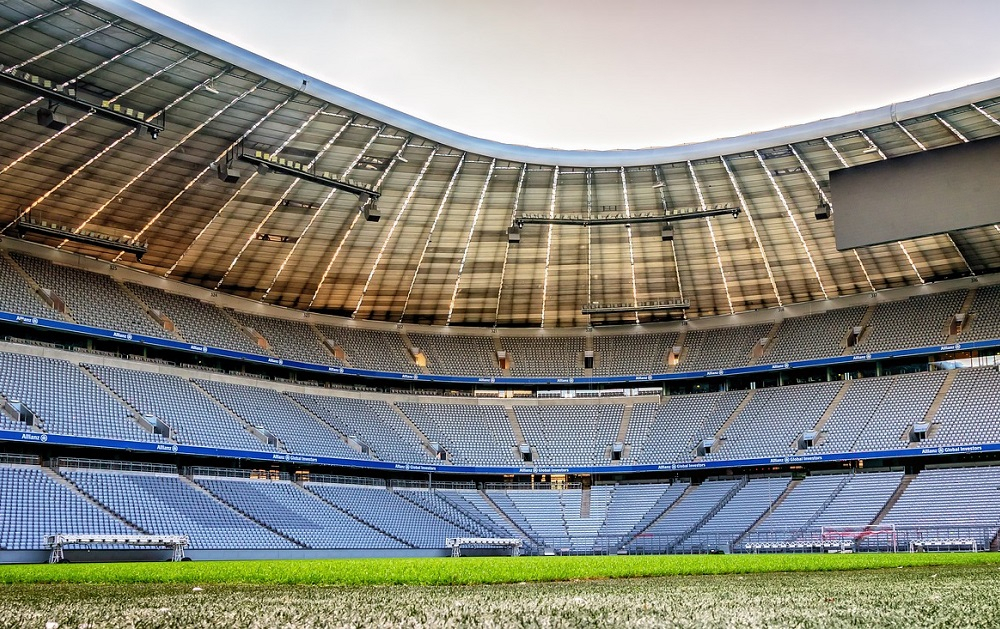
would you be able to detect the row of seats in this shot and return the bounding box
[2,463,998,553]
[3,349,1000,467]
[2,252,997,378]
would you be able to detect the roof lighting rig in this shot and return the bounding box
[228,142,382,221]
[14,215,148,261]
[508,204,740,242]
[0,68,165,140]
[582,299,691,315]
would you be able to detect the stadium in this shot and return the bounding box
[3,0,1000,625]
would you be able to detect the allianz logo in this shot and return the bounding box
[155,444,179,452]
[21,432,47,442]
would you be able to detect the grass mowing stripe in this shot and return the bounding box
[0,552,997,586]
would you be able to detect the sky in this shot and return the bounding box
[133,0,1000,151]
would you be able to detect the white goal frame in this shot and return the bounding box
[820,524,897,552]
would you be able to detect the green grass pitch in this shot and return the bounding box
[1,553,999,627]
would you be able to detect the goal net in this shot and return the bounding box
[820,524,897,552]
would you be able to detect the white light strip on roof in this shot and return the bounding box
[399,154,466,321]
[11,50,198,237]
[653,165,686,312]
[8,22,114,71]
[0,4,70,38]
[130,91,293,266]
[540,166,559,327]
[0,52,183,220]
[688,161,734,314]
[168,91,305,278]
[214,105,329,289]
[587,169,594,310]
[787,144,875,292]
[934,114,969,143]
[823,135,878,291]
[354,145,435,317]
[447,158,496,325]
[619,167,640,324]
[260,115,359,300]
[754,150,828,300]
[306,126,392,310]
[720,156,783,306]
[69,72,257,239]
[494,163,527,324]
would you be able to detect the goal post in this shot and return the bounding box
[820,524,897,552]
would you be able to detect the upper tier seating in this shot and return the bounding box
[193,379,362,459]
[679,323,772,371]
[0,464,136,550]
[0,254,63,321]
[12,253,168,338]
[127,283,265,355]
[407,333,501,377]
[64,469,297,549]
[0,352,162,443]
[855,292,965,353]
[85,364,268,451]
[228,310,341,366]
[764,307,866,363]
[502,336,585,378]
[593,332,679,376]
[963,285,1000,341]
[314,324,418,373]
[0,253,998,381]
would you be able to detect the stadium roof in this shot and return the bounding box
[2,0,1000,328]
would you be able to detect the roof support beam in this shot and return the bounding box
[653,165,686,314]
[688,161,734,314]
[753,150,828,299]
[306,126,393,310]
[447,158,496,324]
[788,143,876,292]
[0,4,75,39]
[214,105,331,289]
[67,70,250,241]
[539,166,559,327]
[619,167,641,324]
[167,89,306,278]
[353,143,435,316]
[2,42,178,234]
[260,115,359,300]
[493,163,527,324]
[399,154,467,321]
[720,156,783,306]
[130,89,293,266]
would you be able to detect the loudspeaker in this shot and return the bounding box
[37,108,68,131]
[217,163,240,183]
[661,223,674,241]
[815,202,830,220]
[507,225,521,243]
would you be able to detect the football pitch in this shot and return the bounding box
[1,553,999,627]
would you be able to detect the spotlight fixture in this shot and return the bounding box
[204,79,220,95]
[36,107,67,131]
